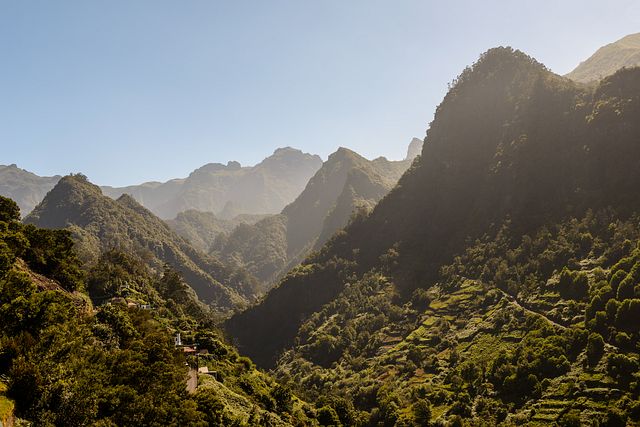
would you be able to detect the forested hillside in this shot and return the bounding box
[25,175,258,311]
[227,48,640,425]
[167,210,270,253]
[211,144,420,288]
[0,196,325,426]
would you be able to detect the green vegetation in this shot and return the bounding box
[25,174,258,311]
[0,195,323,425]
[228,47,640,425]
[167,209,270,253]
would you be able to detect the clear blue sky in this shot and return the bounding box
[1,1,639,186]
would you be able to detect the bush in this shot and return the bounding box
[586,333,605,366]
[317,405,342,426]
[558,409,581,427]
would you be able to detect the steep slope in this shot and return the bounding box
[567,32,640,83]
[275,212,640,425]
[225,46,640,425]
[0,164,60,216]
[25,175,258,310]
[102,147,322,219]
[166,210,270,253]
[226,45,640,375]
[0,196,317,426]
[211,143,419,287]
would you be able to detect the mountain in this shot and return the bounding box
[405,137,423,160]
[25,174,258,311]
[211,141,421,288]
[102,147,322,219]
[0,164,60,216]
[567,32,640,83]
[226,48,640,424]
[0,195,316,426]
[166,210,271,253]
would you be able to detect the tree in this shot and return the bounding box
[615,299,640,332]
[0,196,20,223]
[412,398,432,425]
[586,333,605,366]
[317,406,342,426]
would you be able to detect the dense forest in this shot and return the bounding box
[3,40,640,426]
[227,48,640,425]
[0,196,330,426]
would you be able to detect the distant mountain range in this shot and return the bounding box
[102,147,322,219]
[24,174,257,311]
[208,139,422,288]
[0,164,60,216]
[566,32,640,83]
[0,147,322,219]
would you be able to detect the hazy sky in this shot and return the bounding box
[1,1,639,186]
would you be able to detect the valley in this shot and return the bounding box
[2,27,640,427]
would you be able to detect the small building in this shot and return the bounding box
[183,346,197,355]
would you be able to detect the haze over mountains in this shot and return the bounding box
[566,32,640,83]
[0,164,60,216]
[102,147,323,219]
[210,140,422,287]
[1,147,322,219]
[4,32,640,426]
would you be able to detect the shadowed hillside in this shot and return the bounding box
[226,47,640,425]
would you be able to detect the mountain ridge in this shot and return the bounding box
[102,147,322,219]
[25,174,258,311]
[226,45,640,369]
[210,140,421,288]
[566,32,640,83]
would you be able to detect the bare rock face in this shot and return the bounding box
[405,137,424,161]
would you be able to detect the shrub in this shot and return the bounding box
[586,333,605,366]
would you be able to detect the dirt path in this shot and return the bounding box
[496,288,567,330]
[496,287,622,352]
[186,368,197,394]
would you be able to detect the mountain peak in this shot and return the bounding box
[267,147,322,164]
[567,32,640,83]
[55,174,102,195]
[405,137,423,161]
